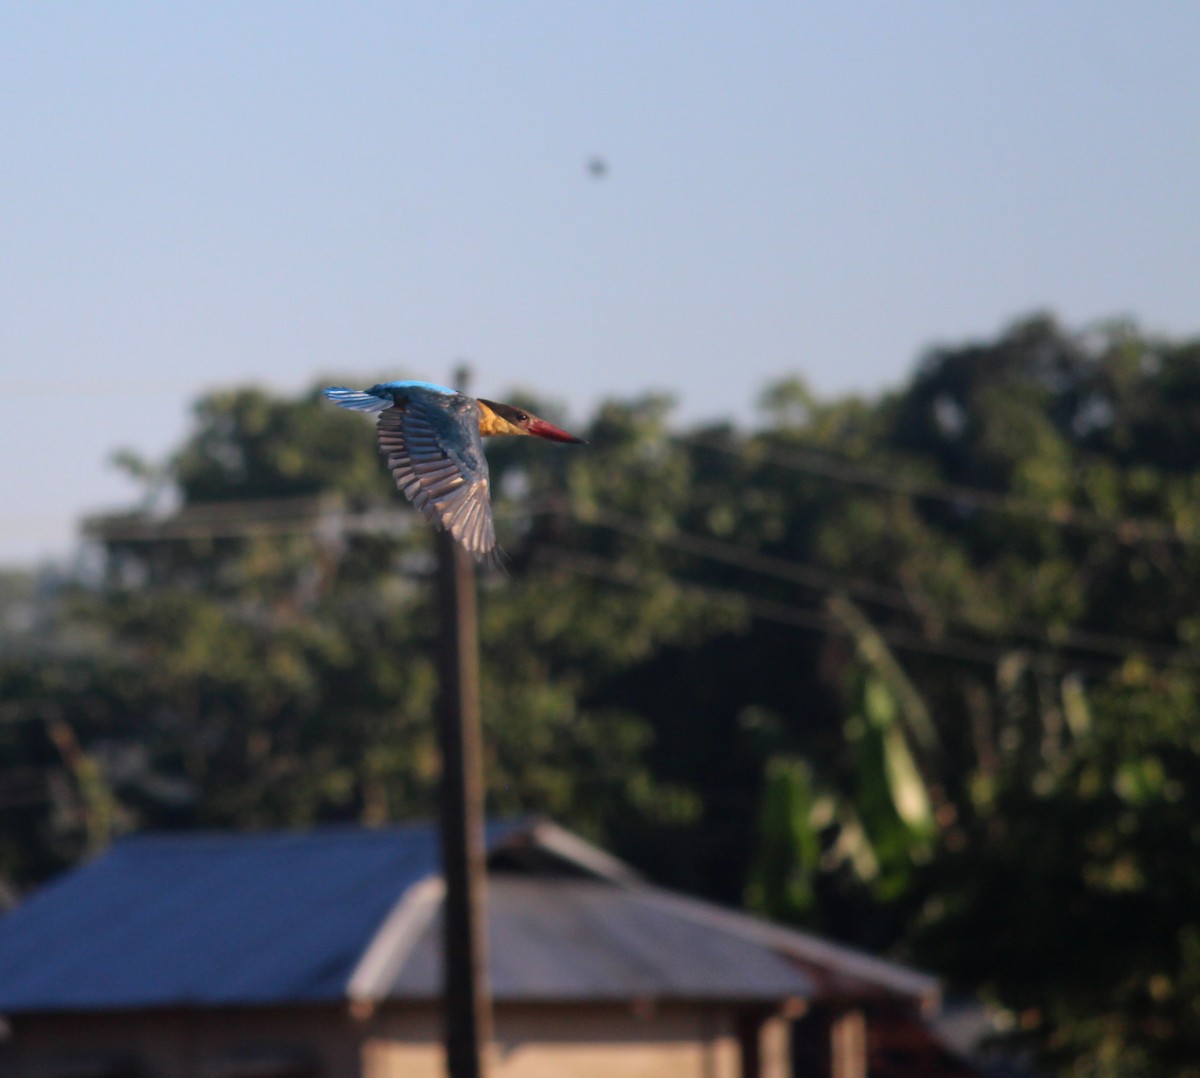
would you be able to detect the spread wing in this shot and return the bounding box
[376,393,498,565]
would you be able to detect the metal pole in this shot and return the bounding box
[435,367,492,1078]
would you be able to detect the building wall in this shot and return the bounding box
[8,999,788,1078]
[364,1002,745,1078]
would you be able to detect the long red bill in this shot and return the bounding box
[527,417,586,443]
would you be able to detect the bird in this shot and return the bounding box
[324,380,584,565]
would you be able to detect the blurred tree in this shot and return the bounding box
[0,383,718,880]
[3,317,1200,1073]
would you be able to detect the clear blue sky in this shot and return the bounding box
[2,3,1198,566]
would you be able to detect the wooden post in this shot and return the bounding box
[830,1008,867,1078]
[435,367,492,1078]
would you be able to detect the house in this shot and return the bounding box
[0,818,964,1077]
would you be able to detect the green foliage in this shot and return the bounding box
[745,756,820,922]
[5,317,1200,1072]
[846,672,935,901]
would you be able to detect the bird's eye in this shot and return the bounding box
[517,413,529,423]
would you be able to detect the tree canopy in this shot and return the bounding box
[4,315,1200,1074]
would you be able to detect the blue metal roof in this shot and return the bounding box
[0,818,937,1015]
[0,821,521,1013]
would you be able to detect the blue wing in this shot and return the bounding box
[324,387,394,412]
[376,390,499,565]
[324,381,458,412]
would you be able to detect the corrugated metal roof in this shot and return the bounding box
[390,875,817,1002]
[0,821,519,1012]
[0,818,936,1015]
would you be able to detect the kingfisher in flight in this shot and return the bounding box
[325,380,584,565]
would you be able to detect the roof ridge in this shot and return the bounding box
[512,820,644,883]
[347,874,446,1002]
[628,883,940,1005]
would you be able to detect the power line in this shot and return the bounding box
[584,507,912,608]
[71,492,1199,668]
[80,497,415,543]
[532,547,1019,669]
[679,432,1198,546]
[576,507,1193,668]
[533,545,1193,679]
[49,422,1200,554]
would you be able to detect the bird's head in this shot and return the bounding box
[477,400,585,443]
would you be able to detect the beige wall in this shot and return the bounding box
[364,1002,745,1078]
[10,999,790,1078]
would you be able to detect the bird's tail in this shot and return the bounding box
[323,387,394,412]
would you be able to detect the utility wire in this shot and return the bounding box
[63,401,1200,669]
[577,507,1191,667]
[533,547,1032,670]
[69,425,1200,550]
[74,493,1197,668]
[80,497,413,543]
[535,545,1176,678]
[680,432,1197,546]
[582,507,913,609]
